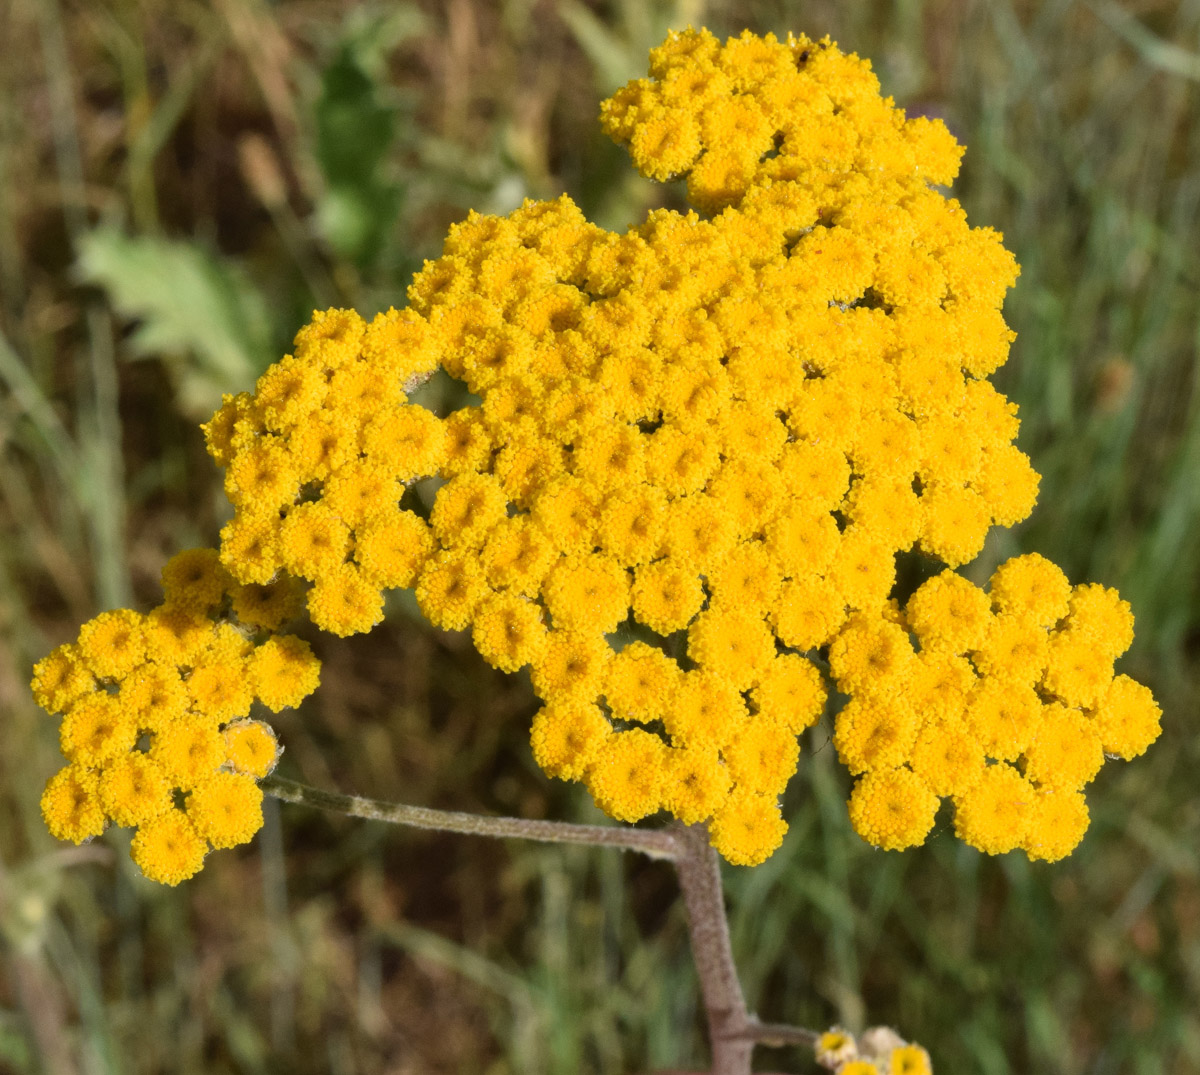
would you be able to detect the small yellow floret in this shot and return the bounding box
[543,553,630,635]
[187,658,254,722]
[970,613,1048,685]
[722,718,798,798]
[218,511,281,584]
[687,607,774,691]
[838,1062,880,1075]
[77,609,147,679]
[848,768,938,851]
[708,788,788,866]
[828,614,914,695]
[586,729,668,822]
[815,1027,857,1068]
[224,719,281,778]
[161,548,232,613]
[1066,582,1134,658]
[150,717,225,791]
[119,664,188,731]
[530,629,611,704]
[472,592,548,672]
[965,680,1040,761]
[889,1043,933,1075]
[905,571,992,655]
[431,472,508,550]
[142,606,210,667]
[415,550,489,632]
[278,502,351,582]
[187,771,264,849]
[31,644,94,714]
[1091,675,1161,760]
[988,552,1071,626]
[834,697,919,775]
[530,701,612,780]
[249,635,322,711]
[751,653,826,733]
[1023,788,1090,863]
[131,809,207,885]
[41,766,107,843]
[665,746,732,825]
[1041,634,1112,709]
[356,510,435,590]
[224,436,300,513]
[665,672,748,749]
[481,517,555,596]
[604,642,679,723]
[630,557,705,635]
[60,695,137,766]
[953,763,1034,854]
[772,576,846,651]
[908,718,985,797]
[323,460,401,529]
[308,564,385,637]
[99,753,172,827]
[229,575,306,631]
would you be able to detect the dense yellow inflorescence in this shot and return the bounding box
[32,549,317,884]
[36,27,1162,873]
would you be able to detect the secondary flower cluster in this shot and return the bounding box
[32,549,319,884]
[834,554,1160,861]
[204,305,441,636]
[196,27,1160,867]
[815,1025,931,1074]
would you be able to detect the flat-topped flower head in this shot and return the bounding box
[68,27,1157,869]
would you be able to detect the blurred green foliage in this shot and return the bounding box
[0,0,1197,1073]
[76,227,271,416]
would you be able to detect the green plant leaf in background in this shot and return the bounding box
[75,228,272,417]
[314,5,426,270]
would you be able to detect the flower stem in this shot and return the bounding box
[260,774,680,859]
[671,824,755,1075]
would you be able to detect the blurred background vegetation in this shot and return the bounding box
[1,0,1197,1072]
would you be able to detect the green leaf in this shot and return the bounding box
[75,228,271,416]
[313,6,424,267]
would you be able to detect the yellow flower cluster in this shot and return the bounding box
[815,1025,932,1074]
[833,554,1160,861]
[189,27,1159,867]
[32,548,318,884]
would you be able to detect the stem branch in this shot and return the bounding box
[735,1019,820,1047]
[260,775,680,860]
